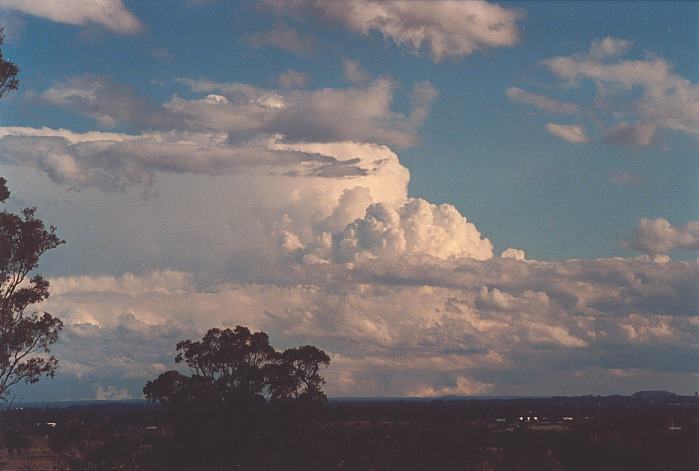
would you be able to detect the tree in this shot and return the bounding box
[0,35,63,400]
[144,326,330,405]
[0,178,64,400]
[269,345,330,402]
[143,326,330,469]
[0,28,18,99]
[174,325,276,399]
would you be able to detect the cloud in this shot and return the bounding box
[34,74,436,150]
[330,198,493,262]
[501,247,525,261]
[36,253,699,399]
[629,218,699,255]
[276,69,309,88]
[408,376,493,397]
[246,25,316,56]
[95,385,133,401]
[38,75,174,129]
[178,77,437,147]
[284,197,493,263]
[602,122,656,147]
[0,0,143,34]
[509,38,699,148]
[542,38,699,145]
[589,36,633,59]
[545,123,589,143]
[1,71,441,191]
[266,0,522,62]
[343,59,371,85]
[505,87,578,114]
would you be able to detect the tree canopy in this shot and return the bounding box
[143,326,330,469]
[144,325,330,405]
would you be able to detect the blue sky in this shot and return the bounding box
[0,1,697,401]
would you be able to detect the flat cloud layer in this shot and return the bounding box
[38,255,699,399]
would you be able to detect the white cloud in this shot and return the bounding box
[266,0,522,62]
[501,247,525,261]
[629,218,699,255]
[545,123,589,143]
[329,198,493,262]
[505,87,578,114]
[0,0,143,34]
[408,376,493,397]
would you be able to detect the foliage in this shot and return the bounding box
[0,28,18,99]
[0,178,64,400]
[145,325,330,405]
[0,28,63,401]
[143,326,330,469]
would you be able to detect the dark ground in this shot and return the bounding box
[1,391,697,470]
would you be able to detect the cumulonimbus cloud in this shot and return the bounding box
[0,0,143,34]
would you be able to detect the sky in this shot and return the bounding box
[0,0,697,401]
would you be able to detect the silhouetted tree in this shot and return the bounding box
[269,345,330,402]
[0,31,63,401]
[143,326,330,469]
[175,325,276,399]
[0,28,19,99]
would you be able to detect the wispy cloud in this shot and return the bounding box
[545,123,589,143]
